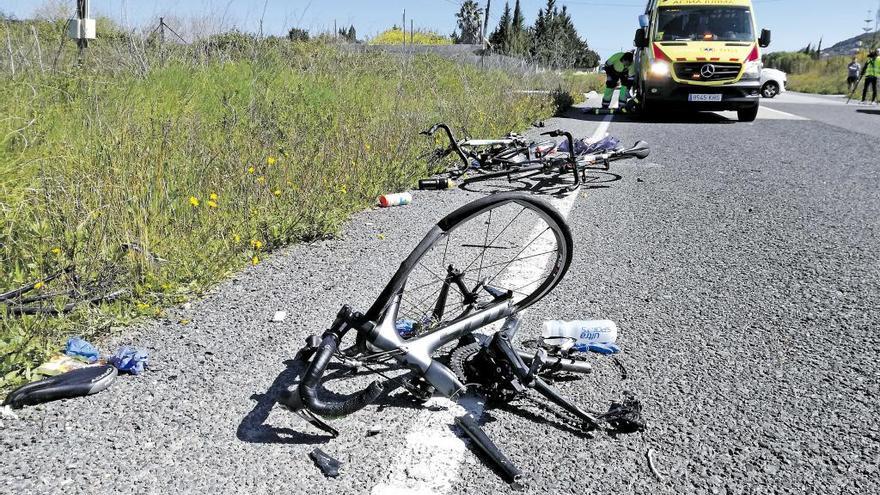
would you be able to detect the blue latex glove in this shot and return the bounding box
[574,342,620,355]
[64,337,100,363]
[108,346,149,375]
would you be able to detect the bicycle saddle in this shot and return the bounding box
[3,364,117,409]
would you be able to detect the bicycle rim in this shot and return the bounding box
[392,193,572,337]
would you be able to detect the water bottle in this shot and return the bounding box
[541,320,618,348]
[378,192,412,207]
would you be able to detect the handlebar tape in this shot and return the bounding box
[298,333,384,418]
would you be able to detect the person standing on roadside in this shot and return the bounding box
[847,57,861,93]
[862,50,879,105]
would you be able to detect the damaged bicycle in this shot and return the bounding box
[278,190,644,484]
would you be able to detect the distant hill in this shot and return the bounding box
[822,32,880,56]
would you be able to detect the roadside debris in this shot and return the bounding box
[3,337,150,408]
[366,425,384,437]
[64,337,100,363]
[309,448,341,478]
[3,365,118,409]
[646,448,665,481]
[272,311,288,323]
[598,392,645,433]
[377,192,412,208]
[418,178,455,190]
[108,346,149,375]
[34,355,90,376]
[542,319,619,354]
[0,405,19,420]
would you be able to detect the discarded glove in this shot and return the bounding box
[64,337,100,363]
[108,346,149,375]
[310,448,341,478]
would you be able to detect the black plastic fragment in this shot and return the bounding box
[309,448,341,478]
[599,393,645,433]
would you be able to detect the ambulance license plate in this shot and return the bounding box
[689,94,723,102]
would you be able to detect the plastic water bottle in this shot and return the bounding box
[378,192,412,207]
[541,320,618,348]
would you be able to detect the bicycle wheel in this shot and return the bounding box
[390,192,573,337]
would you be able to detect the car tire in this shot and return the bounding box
[738,104,759,122]
[761,81,779,98]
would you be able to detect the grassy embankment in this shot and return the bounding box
[0,21,591,389]
[764,52,865,95]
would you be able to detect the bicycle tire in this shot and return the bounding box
[386,192,573,334]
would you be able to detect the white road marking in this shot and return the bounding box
[371,114,613,495]
[757,105,808,120]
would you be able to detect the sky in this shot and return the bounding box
[3,0,879,58]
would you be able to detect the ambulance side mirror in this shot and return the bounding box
[634,28,649,49]
[638,14,650,28]
[759,29,771,48]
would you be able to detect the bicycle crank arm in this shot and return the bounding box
[455,413,523,486]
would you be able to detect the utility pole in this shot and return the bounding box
[159,17,166,44]
[402,9,406,47]
[69,0,95,63]
[334,19,337,40]
[483,0,491,48]
[410,19,414,45]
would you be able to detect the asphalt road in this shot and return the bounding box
[2,92,878,495]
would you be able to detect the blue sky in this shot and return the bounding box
[4,0,878,58]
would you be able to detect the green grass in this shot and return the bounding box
[0,26,567,390]
[764,52,858,95]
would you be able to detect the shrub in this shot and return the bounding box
[369,28,452,46]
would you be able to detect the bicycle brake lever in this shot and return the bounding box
[277,388,340,437]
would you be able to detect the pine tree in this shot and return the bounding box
[529,0,599,69]
[489,2,512,53]
[510,0,527,56]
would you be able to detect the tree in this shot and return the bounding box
[509,0,528,56]
[489,2,511,52]
[530,0,599,69]
[338,25,356,42]
[455,0,482,44]
[288,27,309,42]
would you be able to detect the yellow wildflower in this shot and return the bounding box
[207,200,218,208]
[365,143,371,151]
[252,256,260,265]
[51,247,61,255]
[257,176,266,184]
[267,156,277,166]
[232,234,241,244]
[34,281,44,290]
[338,185,347,195]
[209,192,218,201]
[251,239,263,250]
[248,166,255,174]
[189,196,200,207]
[273,189,281,197]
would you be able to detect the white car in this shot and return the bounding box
[760,68,787,98]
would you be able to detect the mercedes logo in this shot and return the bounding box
[700,64,716,78]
